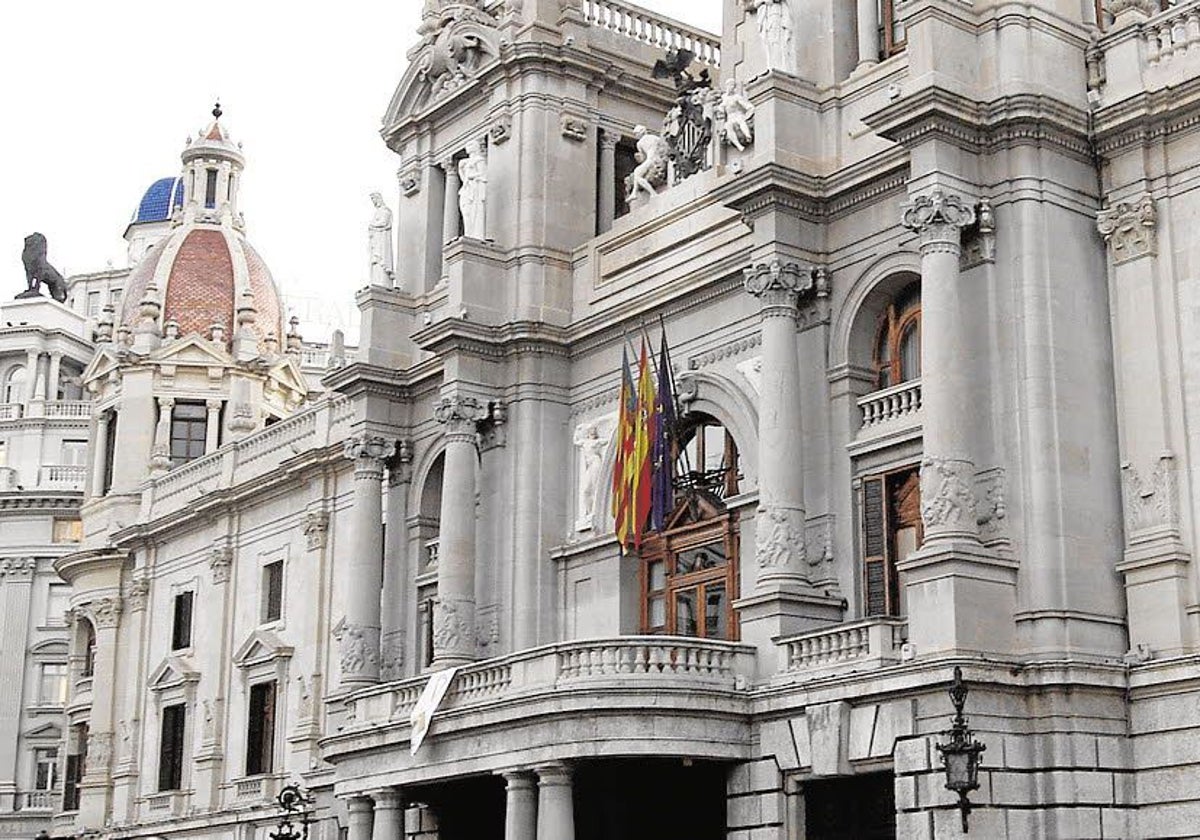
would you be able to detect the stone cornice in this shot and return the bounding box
[413,318,572,359]
[1093,75,1200,155]
[53,547,129,585]
[0,493,83,514]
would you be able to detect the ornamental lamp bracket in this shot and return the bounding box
[935,666,987,833]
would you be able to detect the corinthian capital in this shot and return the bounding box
[88,596,124,629]
[743,260,814,312]
[1097,193,1157,263]
[902,189,976,254]
[434,395,490,439]
[343,435,397,476]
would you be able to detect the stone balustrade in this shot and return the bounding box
[14,789,58,811]
[0,403,23,420]
[857,379,923,432]
[42,401,92,419]
[779,617,907,678]
[348,636,756,726]
[1144,0,1200,65]
[1095,0,1200,102]
[581,0,721,65]
[39,464,87,490]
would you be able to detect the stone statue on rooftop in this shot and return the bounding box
[368,192,395,286]
[626,125,670,203]
[458,139,488,239]
[752,0,795,73]
[720,79,755,151]
[19,233,68,303]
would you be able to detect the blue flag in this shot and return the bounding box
[650,329,676,532]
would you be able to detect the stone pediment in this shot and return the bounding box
[233,628,294,668]
[24,721,62,740]
[384,1,505,123]
[30,638,69,657]
[81,347,121,388]
[148,656,200,692]
[267,356,309,399]
[150,334,232,368]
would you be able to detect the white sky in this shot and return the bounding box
[1,1,721,339]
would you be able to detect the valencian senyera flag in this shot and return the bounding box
[612,327,678,554]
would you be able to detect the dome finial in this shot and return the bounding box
[212,100,223,121]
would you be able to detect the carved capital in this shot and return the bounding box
[490,116,512,145]
[388,440,415,486]
[86,596,123,629]
[1106,0,1159,17]
[1097,193,1157,263]
[743,260,814,314]
[126,578,150,612]
[902,189,976,255]
[303,510,330,551]
[599,128,621,150]
[210,544,233,584]
[398,167,420,196]
[344,435,397,477]
[434,395,490,440]
[0,557,37,580]
[919,457,978,537]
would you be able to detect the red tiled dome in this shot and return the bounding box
[120,226,283,348]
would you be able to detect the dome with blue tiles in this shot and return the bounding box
[132,176,185,224]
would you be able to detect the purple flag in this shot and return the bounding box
[650,329,676,532]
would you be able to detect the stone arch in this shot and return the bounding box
[830,250,922,372]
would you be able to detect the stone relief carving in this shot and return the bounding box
[126,577,150,612]
[1097,193,1157,263]
[432,597,471,652]
[755,505,807,568]
[975,467,1008,541]
[415,0,503,100]
[434,394,491,438]
[398,167,420,197]
[1122,454,1179,534]
[1107,0,1160,16]
[344,435,398,473]
[560,113,589,142]
[625,125,669,203]
[458,139,488,239]
[961,197,996,268]
[201,700,216,742]
[744,259,816,306]
[748,0,795,73]
[88,596,123,629]
[805,515,834,569]
[332,618,380,676]
[735,355,763,394]
[368,192,395,287]
[477,606,500,655]
[297,674,314,720]
[0,557,36,578]
[303,510,330,551]
[380,631,406,681]
[85,731,113,775]
[210,544,233,584]
[919,457,978,533]
[719,79,754,151]
[663,86,716,184]
[490,115,512,144]
[901,189,977,248]
[574,414,617,530]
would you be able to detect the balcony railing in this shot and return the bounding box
[857,379,922,431]
[1144,0,1200,64]
[39,465,87,490]
[0,403,21,421]
[14,789,58,811]
[581,0,721,65]
[780,617,907,677]
[348,636,756,727]
[43,401,92,419]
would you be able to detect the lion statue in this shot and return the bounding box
[21,233,68,303]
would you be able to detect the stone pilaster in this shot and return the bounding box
[503,771,537,840]
[535,763,574,840]
[441,160,462,245]
[150,397,174,474]
[78,595,123,828]
[897,188,1017,656]
[337,435,396,687]
[204,399,222,454]
[47,352,62,400]
[432,395,489,668]
[382,442,413,680]
[0,559,36,802]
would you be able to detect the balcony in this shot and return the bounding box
[39,465,87,491]
[853,379,922,448]
[0,403,20,421]
[778,617,907,681]
[581,0,720,66]
[228,775,278,806]
[14,789,58,811]
[144,790,187,817]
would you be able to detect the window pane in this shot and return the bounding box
[263,561,283,622]
[647,560,665,591]
[674,589,698,636]
[247,681,276,775]
[172,591,194,650]
[676,543,725,575]
[648,596,665,628]
[40,663,68,705]
[899,321,920,382]
[705,582,727,639]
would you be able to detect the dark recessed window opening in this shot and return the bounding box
[157,703,186,791]
[171,591,194,650]
[246,680,276,775]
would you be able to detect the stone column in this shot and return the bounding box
[204,399,222,454]
[855,0,879,71]
[381,442,413,680]
[24,349,40,403]
[151,397,175,474]
[78,596,122,827]
[432,395,489,668]
[91,412,111,498]
[371,788,403,840]
[744,261,812,588]
[441,160,462,244]
[503,771,538,840]
[598,130,619,234]
[347,795,376,840]
[0,559,36,811]
[47,352,63,401]
[339,435,396,687]
[535,764,574,840]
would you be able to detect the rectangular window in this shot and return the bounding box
[52,518,83,544]
[418,587,436,668]
[109,289,122,306]
[882,0,906,56]
[171,591,194,650]
[262,560,283,623]
[39,662,68,706]
[102,409,118,494]
[0,441,7,467]
[205,169,219,208]
[34,747,59,790]
[245,681,276,775]
[641,529,738,641]
[158,704,186,791]
[170,402,208,467]
[62,724,87,811]
[86,291,101,317]
[860,466,921,617]
[46,583,70,626]
[60,439,88,466]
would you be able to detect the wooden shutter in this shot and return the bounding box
[862,476,888,617]
[63,754,80,810]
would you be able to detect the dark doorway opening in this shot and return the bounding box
[803,771,896,840]
[574,757,727,840]
[409,774,505,840]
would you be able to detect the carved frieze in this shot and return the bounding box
[1097,194,1157,263]
[1122,454,1179,534]
[333,618,380,677]
[398,167,421,197]
[919,457,977,534]
[975,467,1008,542]
[490,115,512,145]
[303,510,330,551]
[755,505,807,569]
[380,632,405,681]
[432,596,473,654]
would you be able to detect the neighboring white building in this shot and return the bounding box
[27,0,1200,838]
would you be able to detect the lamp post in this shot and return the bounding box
[936,666,986,832]
[270,784,314,840]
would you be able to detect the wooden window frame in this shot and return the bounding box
[882,0,906,57]
[639,512,740,640]
[860,465,922,618]
[170,401,208,468]
[872,286,922,390]
[157,703,186,792]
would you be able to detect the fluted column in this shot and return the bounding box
[204,399,222,454]
[78,596,122,827]
[432,395,489,668]
[442,160,462,244]
[855,0,879,71]
[504,771,538,840]
[371,788,403,840]
[347,796,375,840]
[150,397,175,474]
[91,412,111,498]
[598,130,619,234]
[900,190,978,545]
[339,435,396,687]
[535,764,574,840]
[744,261,811,588]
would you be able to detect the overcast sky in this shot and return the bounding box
[0,1,721,339]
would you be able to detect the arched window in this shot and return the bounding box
[416,452,444,670]
[80,619,97,678]
[3,366,26,404]
[639,414,741,640]
[872,282,921,390]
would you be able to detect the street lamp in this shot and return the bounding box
[269,784,314,840]
[936,666,986,833]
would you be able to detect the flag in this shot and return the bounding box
[632,339,657,549]
[612,347,637,552]
[650,328,676,532]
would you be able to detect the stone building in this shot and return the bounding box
[38,0,1200,837]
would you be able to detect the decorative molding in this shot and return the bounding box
[380,631,405,681]
[388,440,415,486]
[210,543,233,584]
[332,617,380,677]
[743,260,816,312]
[901,189,976,254]
[88,596,123,629]
[0,557,37,579]
[490,115,512,145]
[398,167,421,197]
[1122,454,1179,535]
[960,197,996,269]
[1097,193,1157,263]
[432,596,473,654]
[920,457,978,534]
[975,467,1008,542]
[434,395,491,439]
[1107,0,1159,16]
[344,435,398,476]
[687,333,762,371]
[560,112,589,142]
[303,510,330,551]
